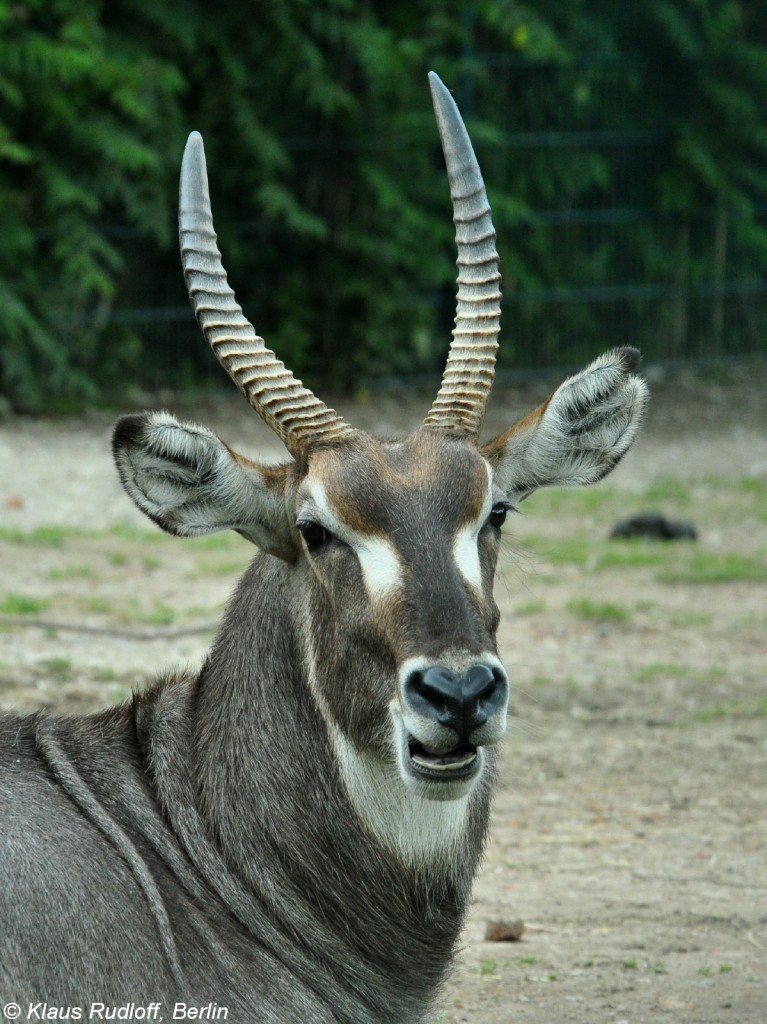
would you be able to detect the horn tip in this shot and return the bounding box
[184,131,204,161]
[428,71,448,100]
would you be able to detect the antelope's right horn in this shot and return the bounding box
[179,132,355,459]
[424,72,502,439]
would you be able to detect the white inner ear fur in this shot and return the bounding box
[301,481,403,601]
[115,411,292,555]
[492,349,649,501]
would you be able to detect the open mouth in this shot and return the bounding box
[407,735,479,781]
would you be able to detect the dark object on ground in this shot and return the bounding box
[610,512,698,541]
[485,919,526,942]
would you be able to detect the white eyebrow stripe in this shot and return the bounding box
[303,481,403,601]
[452,460,493,593]
[356,536,403,601]
[453,525,483,592]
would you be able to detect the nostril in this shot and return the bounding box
[404,666,462,723]
[403,663,507,733]
[462,663,508,726]
[462,663,497,702]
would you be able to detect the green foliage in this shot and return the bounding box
[1,1,767,410]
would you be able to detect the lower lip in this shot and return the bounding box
[407,748,479,781]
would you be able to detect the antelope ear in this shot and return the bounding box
[112,412,297,560]
[482,348,649,502]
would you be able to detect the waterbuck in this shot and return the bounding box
[0,74,647,1020]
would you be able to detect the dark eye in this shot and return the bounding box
[297,520,331,551]
[487,503,509,529]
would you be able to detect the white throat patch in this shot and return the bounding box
[302,634,473,867]
[331,726,474,868]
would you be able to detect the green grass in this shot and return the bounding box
[641,476,691,504]
[524,535,593,567]
[672,697,767,728]
[77,596,113,615]
[516,598,547,616]
[40,657,72,679]
[0,594,50,615]
[142,604,176,626]
[566,598,631,622]
[106,524,169,543]
[668,610,713,627]
[0,525,78,548]
[479,957,498,977]
[597,541,667,570]
[47,565,96,580]
[656,551,767,584]
[635,662,692,683]
[524,485,619,517]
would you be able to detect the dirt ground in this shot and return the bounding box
[1,362,766,1023]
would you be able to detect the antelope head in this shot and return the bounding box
[113,75,647,829]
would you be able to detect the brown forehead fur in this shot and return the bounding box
[305,430,490,535]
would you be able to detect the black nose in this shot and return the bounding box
[404,663,507,740]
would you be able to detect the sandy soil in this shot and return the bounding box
[1,363,766,1023]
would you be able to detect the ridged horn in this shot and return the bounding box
[179,132,355,458]
[424,72,502,437]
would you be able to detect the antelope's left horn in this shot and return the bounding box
[179,132,355,459]
[424,72,502,438]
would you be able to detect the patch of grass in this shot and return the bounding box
[635,662,691,683]
[517,955,539,966]
[189,533,243,551]
[597,541,666,570]
[77,596,114,615]
[524,485,619,517]
[642,476,691,504]
[40,657,72,680]
[656,551,767,584]
[668,610,713,628]
[516,599,547,616]
[193,558,248,577]
[0,525,76,548]
[566,598,631,623]
[479,957,497,977]
[143,604,176,626]
[0,594,50,615]
[623,958,638,969]
[47,565,96,581]
[106,524,168,543]
[731,476,767,521]
[529,536,593,567]
[531,674,554,687]
[672,697,767,728]
[142,556,162,571]
[109,552,129,566]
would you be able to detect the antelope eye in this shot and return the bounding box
[487,504,509,529]
[297,520,331,551]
